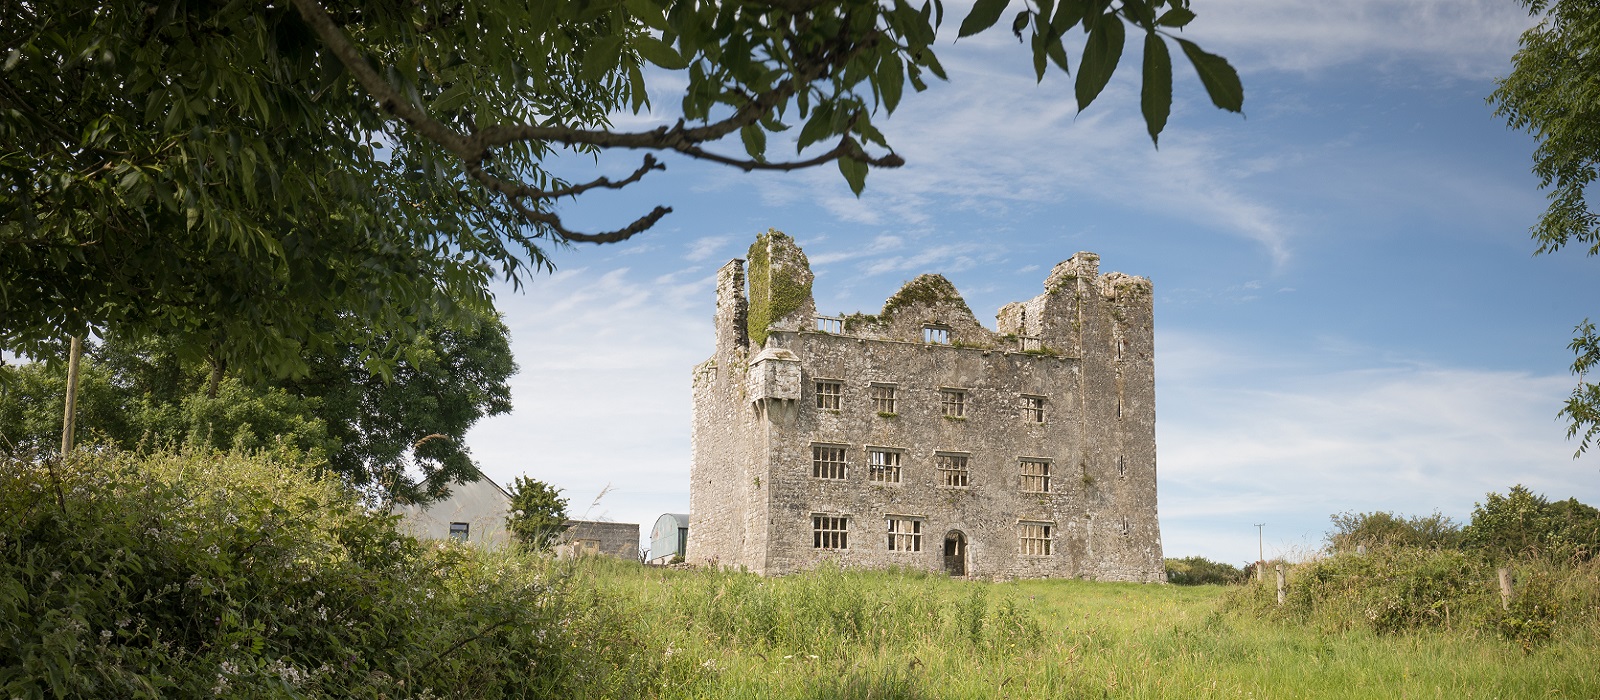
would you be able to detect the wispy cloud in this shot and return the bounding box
[470,267,712,530]
[1197,0,1537,79]
[1156,330,1594,563]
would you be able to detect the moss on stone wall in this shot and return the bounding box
[880,274,973,319]
[746,229,813,348]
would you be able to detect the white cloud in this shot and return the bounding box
[1156,331,1598,563]
[466,267,713,543]
[1197,0,1536,79]
[683,235,732,262]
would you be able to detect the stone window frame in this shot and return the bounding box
[939,387,967,418]
[935,451,971,488]
[1018,520,1053,556]
[886,515,924,552]
[1021,394,1046,423]
[813,514,849,550]
[811,443,849,480]
[922,324,951,344]
[814,378,844,411]
[866,446,904,484]
[870,383,898,415]
[1019,458,1051,493]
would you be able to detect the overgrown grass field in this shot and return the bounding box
[564,557,1600,699]
[4,448,1596,699]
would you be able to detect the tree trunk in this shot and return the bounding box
[60,335,82,454]
[207,356,224,399]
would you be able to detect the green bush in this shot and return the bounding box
[1326,510,1462,552]
[1464,486,1600,564]
[0,447,656,699]
[1165,556,1246,586]
[1220,546,1599,650]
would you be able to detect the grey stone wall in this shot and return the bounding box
[689,233,1163,581]
[559,520,640,560]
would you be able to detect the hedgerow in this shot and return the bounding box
[0,447,654,699]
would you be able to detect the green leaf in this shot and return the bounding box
[1031,31,1048,82]
[838,154,868,196]
[1050,0,1085,37]
[1121,0,1154,27]
[1074,12,1124,111]
[740,123,767,161]
[958,0,1012,38]
[1156,7,1196,28]
[796,105,835,152]
[879,55,905,112]
[1011,10,1031,39]
[1176,38,1243,112]
[634,35,688,70]
[1047,35,1071,74]
[624,0,669,31]
[1140,33,1172,146]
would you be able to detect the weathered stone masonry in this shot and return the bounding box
[690,230,1164,581]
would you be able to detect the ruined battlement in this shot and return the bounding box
[690,231,1163,581]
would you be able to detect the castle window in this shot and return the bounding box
[870,384,897,414]
[867,448,903,484]
[887,517,923,551]
[812,444,848,480]
[1022,395,1046,423]
[813,515,848,549]
[940,389,966,418]
[816,315,843,334]
[1120,517,1132,536]
[936,453,970,487]
[1020,459,1051,493]
[449,522,470,542]
[923,325,950,344]
[1018,521,1053,556]
[815,380,843,410]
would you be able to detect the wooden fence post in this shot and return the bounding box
[1497,567,1513,611]
[1275,563,1286,605]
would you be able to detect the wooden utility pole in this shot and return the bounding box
[60,335,82,454]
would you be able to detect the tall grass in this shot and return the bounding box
[560,557,1600,699]
[6,447,1596,698]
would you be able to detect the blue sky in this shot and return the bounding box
[465,0,1600,566]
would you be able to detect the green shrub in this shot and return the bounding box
[0,447,656,699]
[1326,510,1462,552]
[1221,546,1600,651]
[1464,486,1600,564]
[1165,556,1246,585]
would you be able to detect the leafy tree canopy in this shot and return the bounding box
[0,310,516,503]
[1491,0,1600,454]
[505,476,571,550]
[3,0,1241,379]
[1462,485,1600,564]
[1325,510,1463,552]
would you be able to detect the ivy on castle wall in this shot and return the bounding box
[746,229,812,348]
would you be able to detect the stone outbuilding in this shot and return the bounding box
[555,520,641,560]
[689,230,1164,581]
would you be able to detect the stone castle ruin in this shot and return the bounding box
[689,230,1164,581]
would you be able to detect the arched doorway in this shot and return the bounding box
[943,531,968,577]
